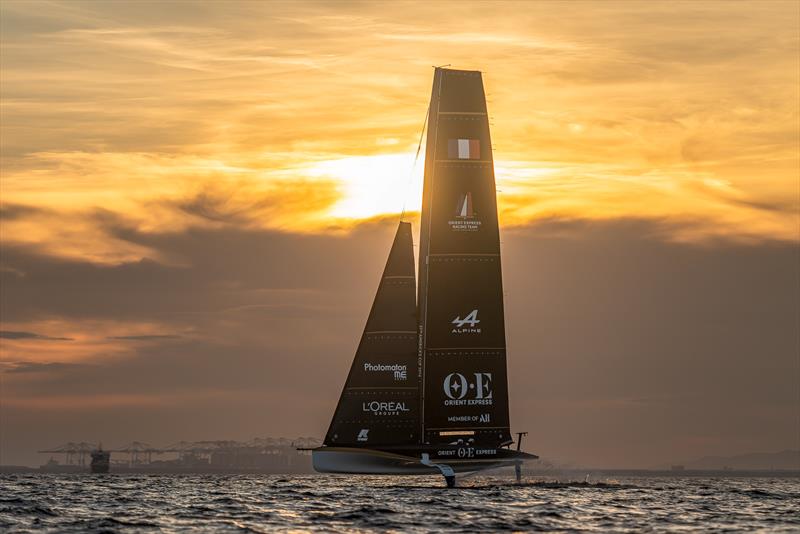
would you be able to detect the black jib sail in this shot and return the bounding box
[418,68,511,448]
[324,222,419,447]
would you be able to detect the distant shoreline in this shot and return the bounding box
[2,465,799,478]
[524,468,800,478]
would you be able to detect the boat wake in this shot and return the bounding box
[476,480,641,490]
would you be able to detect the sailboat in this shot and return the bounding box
[312,67,537,487]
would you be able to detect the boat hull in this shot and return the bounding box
[312,446,536,475]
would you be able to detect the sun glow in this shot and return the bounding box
[306,152,425,220]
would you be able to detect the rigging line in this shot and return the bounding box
[399,101,430,222]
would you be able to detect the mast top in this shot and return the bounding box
[434,65,482,75]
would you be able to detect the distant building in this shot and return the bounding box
[37,437,321,474]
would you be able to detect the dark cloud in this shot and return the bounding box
[0,204,48,221]
[683,181,800,215]
[0,330,73,341]
[108,335,182,341]
[0,220,395,323]
[1,331,43,339]
[4,361,87,374]
[171,181,342,227]
[1,217,798,468]
[501,218,799,466]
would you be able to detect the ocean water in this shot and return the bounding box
[1,473,798,532]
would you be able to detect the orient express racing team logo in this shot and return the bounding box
[448,192,481,232]
[442,372,493,406]
[452,309,481,334]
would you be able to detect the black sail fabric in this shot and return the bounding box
[418,68,511,447]
[324,222,419,447]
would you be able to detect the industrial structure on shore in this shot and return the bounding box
[37,437,321,473]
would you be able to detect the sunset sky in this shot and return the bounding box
[1,1,798,467]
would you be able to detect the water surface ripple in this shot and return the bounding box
[1,474,798,532]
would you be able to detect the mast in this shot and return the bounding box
[418,68,511,448]
[324,222,419,447]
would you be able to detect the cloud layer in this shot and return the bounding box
[2,216,797,467]
[1,0,798,251]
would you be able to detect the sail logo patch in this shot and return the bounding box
[448,139,481,159]
[448,192,481,232]
[357,429,369,442]
[364,362,407,381]
[437,447,497,457]
[447,413,491,423]
[362,400,411,416]
[443,372,493,406]
[452,309,481,334]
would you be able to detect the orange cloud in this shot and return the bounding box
[0,0,797,265]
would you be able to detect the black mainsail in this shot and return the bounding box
[313,68,535,486]
[418,68,511,448]
[324,222,419,448]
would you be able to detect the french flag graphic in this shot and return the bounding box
[448,139,481,160]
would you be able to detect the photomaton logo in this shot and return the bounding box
[363,362,407,381]
[451,309,481,334]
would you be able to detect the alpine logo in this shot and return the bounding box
[452,309,481,334]
[357,429,369,442]
[443,372,493,406]
[449,192,481,232]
